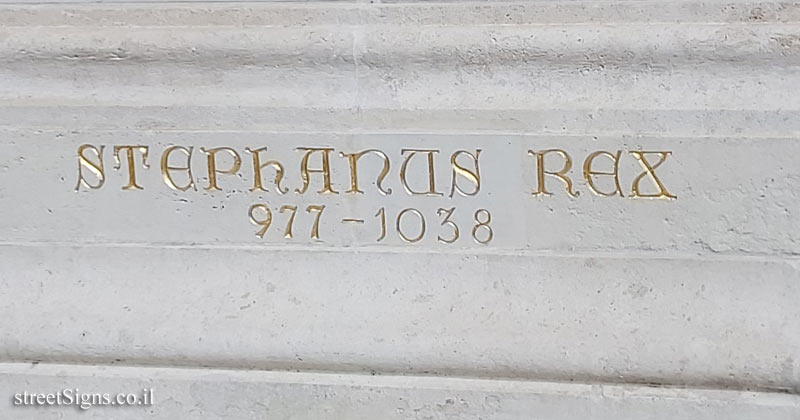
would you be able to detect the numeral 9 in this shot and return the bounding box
[248,204,273,238]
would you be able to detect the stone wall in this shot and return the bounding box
[0,1,798,418]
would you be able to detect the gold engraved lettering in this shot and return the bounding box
[295,147,339,195]
[306,205,325,240]
[201,147,241,191]
[74,144,105,191]
[528,149,577,197]
[341,218,364,224]
[339,149,392,195]
[375,207,387,242]
[629,151,677,199]
[161,146,197,191]
[279,205,298,239]
[113,145,149,191]
[582,150,623,197]
[436,207,459,244]
[245,147,289,194]
[396,208,426,243]
[400,149,443,196]
[449,149,481,198]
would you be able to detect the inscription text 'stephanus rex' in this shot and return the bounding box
[71,135,677,247]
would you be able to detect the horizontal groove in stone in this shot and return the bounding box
[1,361,797,420]
[2,1,800,26]
[1,241,799,262]
[2,24,800,67]
[1,360,799,398]
[2,108,800,136]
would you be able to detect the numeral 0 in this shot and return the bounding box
[396,208,426,243]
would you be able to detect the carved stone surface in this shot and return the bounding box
[0,0,798,418]
[2,363,798,419]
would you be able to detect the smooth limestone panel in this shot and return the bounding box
[0,0,798,417]
[1,131,798,256]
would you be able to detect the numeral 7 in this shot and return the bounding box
[279,205,298,238]
[306,205,325,240]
